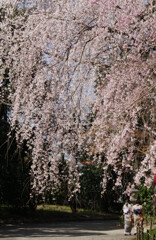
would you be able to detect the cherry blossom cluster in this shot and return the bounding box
[0,0,97,197]
[90,0,156,193]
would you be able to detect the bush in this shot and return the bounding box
[138,185,153,216]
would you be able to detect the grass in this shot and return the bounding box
[37,204,72,213]
[144,228,156,240]
[37,204,107,215]
[0,204,120,224]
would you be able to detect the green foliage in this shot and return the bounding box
[138,185,153,216]
[79,165,102,211]
[0,99,30,207]
[0,131,30,207]
[79,165,122,213]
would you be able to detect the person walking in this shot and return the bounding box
[132,198,143,235]
[123,198,132,236]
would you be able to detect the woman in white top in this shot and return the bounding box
[132,199,143,235]
[123,198,132,236]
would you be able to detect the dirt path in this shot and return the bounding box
[0,220,136,240]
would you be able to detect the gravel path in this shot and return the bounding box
[0,220,136,240]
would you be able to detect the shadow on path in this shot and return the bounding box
[0,220,121,238]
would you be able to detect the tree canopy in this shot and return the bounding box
[0,0,155,199]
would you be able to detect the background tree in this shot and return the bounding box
[0,4,31,207]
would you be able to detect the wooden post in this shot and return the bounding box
[137,224,140,240]
[147,230,149,240]
[137,225,139,240]
[141,222,144,240]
